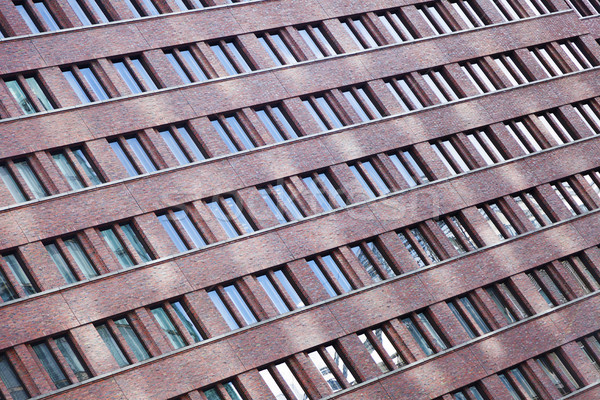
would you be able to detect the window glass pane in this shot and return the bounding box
[226,41,252,72]
[358,333,388,372]
[460,297,490,333]
[211,44,238,75]
[97,324,129,367]
[171,301,203,342]
[208,290,240,330]
[273,184,303,220]
[140,0,160,15]
[223,197,254,234]
[315,96,343,129]
[298,28,325,58]
[225,116,255,150]
[3,254,36,295]
[271,33,297,64]
[177,127,204,160]
[16,4,40,33]
[88,0,109,22]
[46,243,78,284]
[260,188,287,224]
[34,2,60,30]
[63,70,91,103]
[0,166,27,203]
[151,307,186,349]
[257,274,289,313]
[0,270,18,302]
[322,255,352,292]
[158,214,188,252]
[55,336,90,382]
[64,238,97,279]
[174,210,206,248]
[166,52,192,84]
[448,302,477,339]
[100,228,135,268]
[271,106,298,139]
[180,50,207,81]
[207,201,238,238]
[362,161,390,194]
[109,141,138,177]
[162,127,193,165]
[307,259,336,297]
[389,154,417,187]
[368,241,395,277]
[402,317,434,355]
[224,382,243,400]
[114,61,142,94]
[274,270,305,308]
[397,231,426,267]
[343,90,370,122]
[417,312,447,350]
[14,160,47,199]
[352,245,382,282]
[120,223,152,263]
[258,36,283,66]
[259,369,287,400]
[33,342,70,388]
[350,165,377,199]
[211,120,239,153]
[0,354,29,400]
[80,67,109,101]
[114,318,150,362]
[53,153,85,190]
[131,58,158,90]
[257,109,285,142]
[325,345,357,385]
[308,351,342,391]
[72,148,102,185]
[303,99,328,132]
[203,388,222,400]
[224,284,257,325]
[126,137,156,174]
[6,79,36,114]
[303,176,332,211]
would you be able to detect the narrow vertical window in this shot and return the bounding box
[302,171,347,212]
[297,25,339,59]
[0,353,29,399]
[255,104,299,142]
[62,66,109,103]
[206,196,255,238]
[210,41,254,75]
[210,115,256,152]
[302,95,345,131]
[151,306,187,349]
[259,363,308,400]
[164,48,208,84]
[388,149,430,187]
[385,77,425,111]
[258,32,299,65]
[32,342,71,388]
[109,136,157,176]
[3,253,38,296]
[349,160,391,198]
[341,17,381,49]
[377,10,417,43]
[307,254,353,297]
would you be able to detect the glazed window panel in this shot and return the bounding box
[297,24,339,59]
[255,104,300,142]
[0,353,29,400]
[377,10,417,42]
[3,253,38,296]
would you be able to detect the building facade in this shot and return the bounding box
[2,0,600,399]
